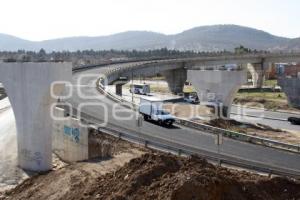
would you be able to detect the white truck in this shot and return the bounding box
[139,96,175,126]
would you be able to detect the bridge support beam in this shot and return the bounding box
[278,77,300,109]
[0,62,72,171]
[187,70,247,118]
[162,68,187,94]
[247,63,269,88]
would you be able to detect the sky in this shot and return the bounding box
[0,0,299,41]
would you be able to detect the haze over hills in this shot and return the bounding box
[0,25,299,52]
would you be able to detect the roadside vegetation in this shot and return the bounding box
[234,91,290,111]
[234,79,296,111]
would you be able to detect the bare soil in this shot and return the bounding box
[0,131,148,199]
[163,103,213,119]
[2,153,300,200]
[234,96,298,112]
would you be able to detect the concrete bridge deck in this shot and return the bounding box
[98,53,300,117]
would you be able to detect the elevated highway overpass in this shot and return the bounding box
[98,52,300,117]
[0,52,299,172]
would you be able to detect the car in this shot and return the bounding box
[288,117,300,125]
[184,95,199,104]
[183,92,199,104]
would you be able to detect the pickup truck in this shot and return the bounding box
[184,95,199,104]
[139,96,175,126]
[129,83,150,95]
[183,92,199,104]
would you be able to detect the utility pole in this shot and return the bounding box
[131,69,134,104]
[215,132,223,166]
[136,114,143,147]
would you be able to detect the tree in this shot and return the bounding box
[37,48,47,61]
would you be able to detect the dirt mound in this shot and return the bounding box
[91,154,300,200]
[206,118,281,132]
[4,153,299,200]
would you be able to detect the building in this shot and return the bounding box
[283,64,300,78]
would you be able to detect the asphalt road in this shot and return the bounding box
[67,64,300,173]
[231,105,300,132]
[231,105,300,120]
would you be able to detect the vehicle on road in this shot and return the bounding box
[288,117,300,125]
[183,92,199,104]
[139,96,175,126]
[129,83,150,95]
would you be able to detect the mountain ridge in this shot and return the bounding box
[0,25,299,52]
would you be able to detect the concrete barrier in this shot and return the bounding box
[53,107,89,162]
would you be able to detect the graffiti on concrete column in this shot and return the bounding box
[64,125,80,143]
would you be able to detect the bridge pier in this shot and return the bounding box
[0,62,71,171]
[115,84,123,96]
[162,68,187,94]
[247,63,265,88]
[114,78,129,96]
[187,70,247,118]
[278,77,300,109]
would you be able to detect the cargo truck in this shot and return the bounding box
[139,96,175,126]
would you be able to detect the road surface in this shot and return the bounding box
[231,105,300,132]
[0,98,27,191]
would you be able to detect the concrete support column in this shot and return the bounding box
[162,68,187,94]
[116,84,123,96]
[247,63,265,88]
[0,62,71,171]
[187,70,247,118]
[278,77,300,109]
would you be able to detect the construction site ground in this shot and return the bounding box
[1,139,300,200]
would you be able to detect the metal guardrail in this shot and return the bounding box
[232,104,300,116]
[230,112,288,122]
[176,118,300,153]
